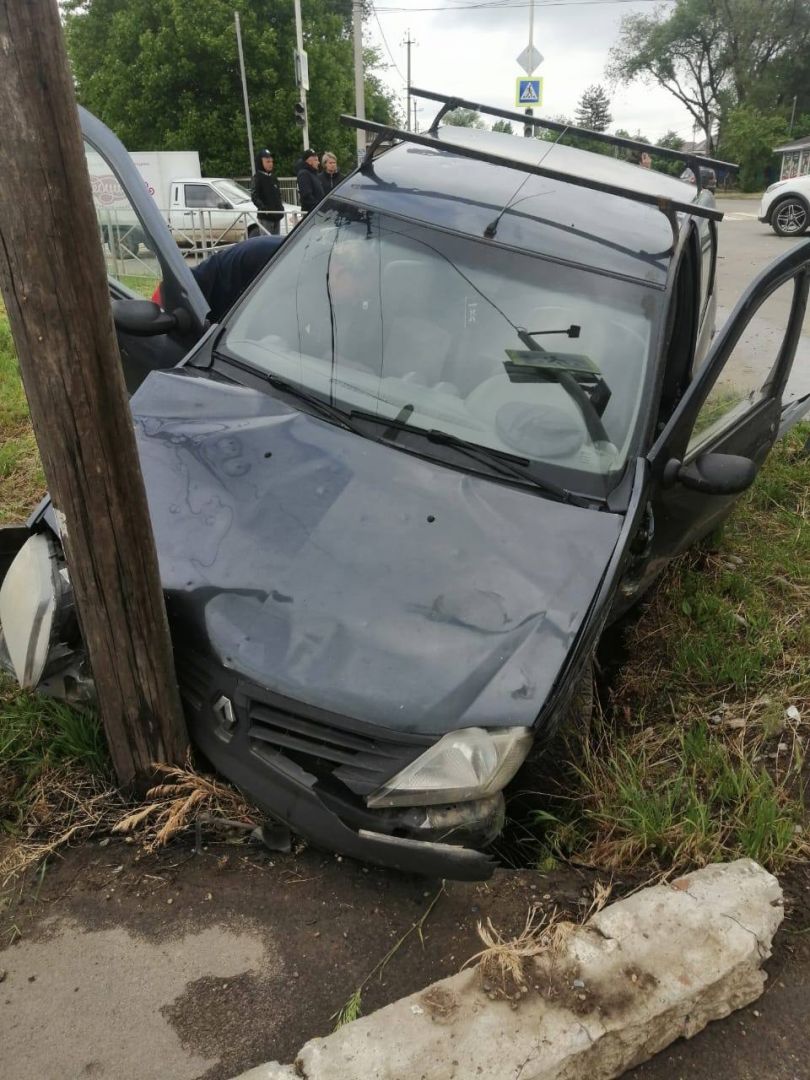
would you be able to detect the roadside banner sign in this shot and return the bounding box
[516,44,543,76]
[516,78,543,107]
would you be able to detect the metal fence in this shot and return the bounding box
[96,205,304,282]
[234,177,300,206]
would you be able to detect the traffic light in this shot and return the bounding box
[294,101,306,127]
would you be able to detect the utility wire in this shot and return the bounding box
[374,0,671,12]
[370,3,407,83]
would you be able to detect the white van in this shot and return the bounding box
[87,149,299,255]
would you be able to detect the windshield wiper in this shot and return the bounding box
[263,373,361,433]
[426,429,574,501]
[350,409,575,502]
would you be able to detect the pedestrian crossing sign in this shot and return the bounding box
[516,78,543,107]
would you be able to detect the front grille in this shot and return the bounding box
[174,646,428,797]
[247,698,427,796]
[175,648,215,711]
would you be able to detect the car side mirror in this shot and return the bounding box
[216,200,231,210]
[663,452,757,495]
[112,299,179,337]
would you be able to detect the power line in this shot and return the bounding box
[374,0,671,12]
[370,3,407,82]
[402,28,417,130]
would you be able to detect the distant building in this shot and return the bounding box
[774,135,810,179]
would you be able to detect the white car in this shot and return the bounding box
[759,175,810,236]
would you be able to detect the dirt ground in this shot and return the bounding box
[2,839,809,1080]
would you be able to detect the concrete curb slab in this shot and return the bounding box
[231,859,783,1080]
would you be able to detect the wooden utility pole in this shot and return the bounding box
[0,0,188,791]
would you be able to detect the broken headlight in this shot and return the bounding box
[0,532,73,688]
[366,726,532,809]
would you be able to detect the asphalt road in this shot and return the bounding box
[714,196,810,409]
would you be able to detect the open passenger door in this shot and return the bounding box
[642,239,810,579]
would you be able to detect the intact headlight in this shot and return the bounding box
[765,181,786,194]
[367,726,533,809]
[0,533,63,688]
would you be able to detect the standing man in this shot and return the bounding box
[251,149,285,235]
[297,148,322,213]
[320,152,343,197]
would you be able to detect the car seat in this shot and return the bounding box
[380,259,454,385]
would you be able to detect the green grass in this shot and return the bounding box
[0,308,45,523]
[1,305,110,843]
[0,673,109,833]
[530,425,810,874]
[642,431,809,701]
[551,719,804,871]
[118,274,160,299]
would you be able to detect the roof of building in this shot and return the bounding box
[337,126,712,289]
[774,134,810,153]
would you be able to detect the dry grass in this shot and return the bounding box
[464,882,611,1001]
[466,906,574,999]
[462,881,613,997]
[0,765,123,887]
[112,760,258,851]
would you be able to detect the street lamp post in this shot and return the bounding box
[293,0,309,150]
[352,0,366,164]
[234,11,255,173]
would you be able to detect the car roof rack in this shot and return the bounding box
[412,87,738,187]
[340,114,724,247]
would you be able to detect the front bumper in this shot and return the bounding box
[177,648,499,880]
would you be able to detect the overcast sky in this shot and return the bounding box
[365,0,698,142]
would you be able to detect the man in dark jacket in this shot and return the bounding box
[152,235,285,321]
[192,235,285,320]
[296,149,322,213]
[251,149,285,235]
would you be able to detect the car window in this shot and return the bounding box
[687,277,797,453]
[185,183,221,209]
[214,180,251,204]
[85,141,160,296]
[658,235,699,424]
[698,220,716,321]
[223,206,661,484]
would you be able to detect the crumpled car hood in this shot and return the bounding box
[131,371,623,736]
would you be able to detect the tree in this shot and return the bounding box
[608,0,727,153]
[492,119,514,135]
[532,113,612,154]
[721,106,789,190]
[575,84,613,131]
[654,130,687,175]
[443,107,485,129]
[608,0,810,153]
[64,0,399,177]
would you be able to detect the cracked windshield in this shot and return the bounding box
[224,206,658,483]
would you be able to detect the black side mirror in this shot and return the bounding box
[664,452,757,495]
[216,200,232,210]
[112,299,179,337]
